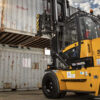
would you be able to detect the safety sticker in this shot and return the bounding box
[67,71,75,78]
[85,72,88,76]
[97,59,100,65]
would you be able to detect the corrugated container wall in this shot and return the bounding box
[0,0,44,36]
[0,0,78,36]
[0,45,51,91]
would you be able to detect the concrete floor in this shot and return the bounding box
[0,90,95,100]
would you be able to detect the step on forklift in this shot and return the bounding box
[37,0,100,99]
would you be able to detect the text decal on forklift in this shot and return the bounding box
[67,71,75,78]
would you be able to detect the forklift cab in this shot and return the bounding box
[61,12,100,69]
[63,12,100,54]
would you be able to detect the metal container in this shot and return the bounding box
[0,0,44,36]
[0,44,51,91]
[0,0,78,37]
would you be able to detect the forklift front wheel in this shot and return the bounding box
[42,72,66,99]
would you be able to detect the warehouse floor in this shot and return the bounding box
[0,90,95,100]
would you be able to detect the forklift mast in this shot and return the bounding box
[38,0,70,68]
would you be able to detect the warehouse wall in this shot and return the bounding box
[0,45,51,91]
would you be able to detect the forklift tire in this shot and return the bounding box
[42,72,66,99]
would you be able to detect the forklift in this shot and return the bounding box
[37,0,100,99]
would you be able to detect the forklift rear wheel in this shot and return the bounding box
[42,72,66,99]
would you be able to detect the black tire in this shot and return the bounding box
[42,72,66,99]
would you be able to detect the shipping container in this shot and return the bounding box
[0,0,43,36]
[0,0,78,49]
[0,44,51,91]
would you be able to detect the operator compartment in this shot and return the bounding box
[79,16,100,67]
[62,14,100,69]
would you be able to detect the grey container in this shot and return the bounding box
[0,0,43,36]
[0,44,51,91]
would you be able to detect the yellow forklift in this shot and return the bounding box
[37,0,100,99]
